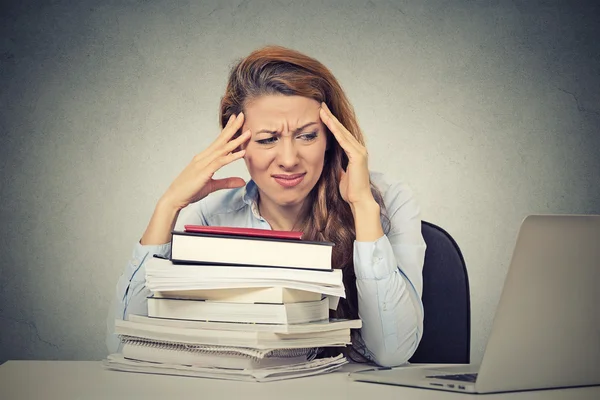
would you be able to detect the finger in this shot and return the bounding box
[213,113,238,142]
[214,129,252,158]
[225,113,236,127]
[209,177,247,193]
[220,112,245,141]
[229,128,252,148]
[319,106,361,155]
[192,133,246,171]
[320,103,359,147]
[208,148,247,172]
[202,113,245,158]
[320,103,362,146]
[230,129,252,152]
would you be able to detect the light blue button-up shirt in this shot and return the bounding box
[106,172,426,367]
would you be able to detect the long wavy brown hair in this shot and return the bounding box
[219,45,390,330]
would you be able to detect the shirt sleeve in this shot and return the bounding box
[106,201,210,355]
[105,241,171,354]
[352,178,426,367]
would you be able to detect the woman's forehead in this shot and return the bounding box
[243,95,322,131]
[245,95,319,117]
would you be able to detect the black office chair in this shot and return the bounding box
[408,221,471,364]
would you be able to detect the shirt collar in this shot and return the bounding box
[242,180,262,219]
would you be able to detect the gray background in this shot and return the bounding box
[1,0,599,364]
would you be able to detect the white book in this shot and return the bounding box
[147,296,329,324]
[148,280,346,300]
[114,319,351,349]
[152,287,322,304]
[170,230,334,270]
[145,256,343,286]
[128,314,362,334]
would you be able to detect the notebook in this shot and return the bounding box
[104,352,347,382]
[120,338,313,370]
[350,215,600,393]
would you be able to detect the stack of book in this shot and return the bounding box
[105,226,361,381]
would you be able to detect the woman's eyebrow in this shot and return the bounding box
[255,122,318,135]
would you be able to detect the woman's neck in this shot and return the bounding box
[257,195,307,231]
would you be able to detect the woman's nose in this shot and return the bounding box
[275,139,299,169]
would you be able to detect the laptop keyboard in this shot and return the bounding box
[426,373,478,382]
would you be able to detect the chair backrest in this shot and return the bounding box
[408,221,471,364]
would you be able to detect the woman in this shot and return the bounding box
[107,45,426,367]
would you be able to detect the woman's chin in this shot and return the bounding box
[267,192,309,207]
[275,197,305,207]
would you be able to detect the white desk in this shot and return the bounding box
[0,361,598,400]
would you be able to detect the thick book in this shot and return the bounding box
[184,225,303,240]
[152,287,322,304]
[128,314,362,333]
[170,230,333,270]
[145,256,343,287]
[144,257,346,301]
[147,296,329,324]
[114,319,351,349]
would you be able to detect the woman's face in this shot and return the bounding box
[241,94,328,210]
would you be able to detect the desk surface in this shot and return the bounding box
[0,361,598,400]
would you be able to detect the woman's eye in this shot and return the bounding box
[298,132,318,141]
[256,137,278,145]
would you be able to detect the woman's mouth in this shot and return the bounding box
[272,173,306,188]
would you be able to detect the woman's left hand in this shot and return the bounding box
[319,102,375,206]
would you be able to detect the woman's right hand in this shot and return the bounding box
[140,112,250,245]
[160,112,251,211]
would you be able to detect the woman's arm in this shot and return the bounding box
[352,178,426,367]
[318,104,425,366]
[105,241,171,354]
[106,114,251,354]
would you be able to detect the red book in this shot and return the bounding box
[184,225,303,240]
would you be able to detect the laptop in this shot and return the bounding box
[350,215,600,393]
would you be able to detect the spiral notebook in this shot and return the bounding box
[105,338,347,382]
[105,353,347,382]
[120,338,314,370]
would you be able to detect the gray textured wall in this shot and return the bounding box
[1,0,599,364]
